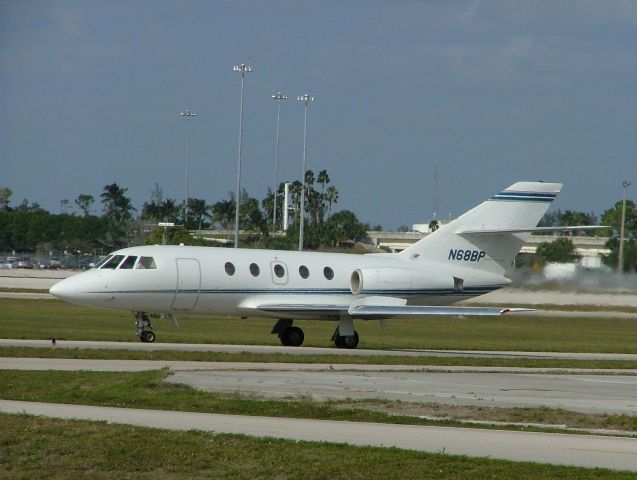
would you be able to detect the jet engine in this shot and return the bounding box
[350,267,452,295]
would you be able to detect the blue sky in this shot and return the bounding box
[1,1,636,228]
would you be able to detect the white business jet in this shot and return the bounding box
[50,181,576,348]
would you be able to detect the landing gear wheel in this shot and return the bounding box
[140,330,156,343]
[134,312,155,343]
[333,329,359,349]
[280,326,304,347]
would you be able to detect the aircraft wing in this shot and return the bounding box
[256,296,531,320]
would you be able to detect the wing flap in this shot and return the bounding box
[348,304,531,318]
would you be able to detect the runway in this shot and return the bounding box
[1,399,636,471]
[166,370,637,415]
[3,338,636,361]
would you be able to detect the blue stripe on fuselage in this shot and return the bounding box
[88,286,504,297]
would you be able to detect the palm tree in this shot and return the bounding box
[317,169,330,194]
[316,169,330,223]
[289,180,303,224]
[101,183,135,223]
[187,198,211,230]
[325,186,339,218]
[212,199,235,236]
[262,189,275,227]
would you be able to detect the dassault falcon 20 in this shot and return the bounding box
[50,181,587,349]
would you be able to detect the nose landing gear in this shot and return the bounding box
[134,312,155,343]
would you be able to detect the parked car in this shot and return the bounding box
[17,259,34,269]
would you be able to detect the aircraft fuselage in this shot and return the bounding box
[51,244,507,320]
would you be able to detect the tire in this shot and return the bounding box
[142,331,156,343]
[281,326,304,347]
[343,331,359,349]
[334,331,359,349]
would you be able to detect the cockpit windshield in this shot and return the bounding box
[101,255,125,269]
[96,254,156,270]
[119,256,137,269]
[137,256,156,269]
[94,255,112,269]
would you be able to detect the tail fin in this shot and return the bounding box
[398,181,562,275]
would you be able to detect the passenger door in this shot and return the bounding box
[172,258,201,310]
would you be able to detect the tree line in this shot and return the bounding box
[2,182,637,271]
[0,170,369,255]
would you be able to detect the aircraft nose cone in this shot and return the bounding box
[49,279,70,299]
[49,271,106,308]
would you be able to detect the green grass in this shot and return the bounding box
[339,400,637,432]
[1,345,635,369]
[1,370,635,433]
[0,288,50,294]
[1,298,636,353]
[3,414,632,480]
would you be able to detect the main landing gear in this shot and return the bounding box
[271,319,304,347]
[271,318,360,349]
[332,328,359,349]
[134,312,156,343]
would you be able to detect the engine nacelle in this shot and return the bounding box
[350,267,452,295]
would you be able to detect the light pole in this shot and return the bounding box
[618,180,631,271]
[180,109,196,221]
[233,63,252,248]
[297,93,314,251]
[271,92,287,228]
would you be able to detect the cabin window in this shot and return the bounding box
[249,263,260,277]
[225,262,235,276]
[102,255,124,269]
[94,255,113,269]
[119,256,137,269]
[273,263,285,278]
[323,266,334,280]
[137,256,157,269]
[299,265,309,279]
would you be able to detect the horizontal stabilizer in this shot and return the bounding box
[457,226,608,235]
